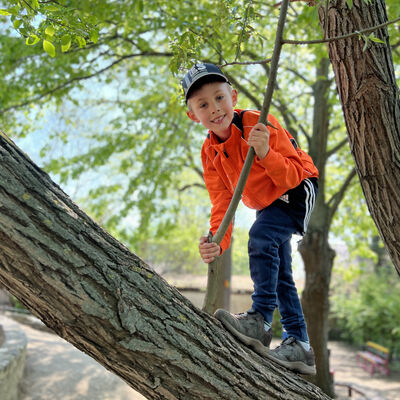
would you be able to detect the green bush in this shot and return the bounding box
[331,266,400,357]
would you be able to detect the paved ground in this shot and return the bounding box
[328,341,400,400]
[1,315,143,400]
[1,313,400,400]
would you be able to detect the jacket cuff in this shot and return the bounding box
[255,148,280,170]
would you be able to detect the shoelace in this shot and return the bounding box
[276,337,296,349]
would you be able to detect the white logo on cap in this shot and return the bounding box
[189,64,207,78]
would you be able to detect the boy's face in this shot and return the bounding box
[186,81,238,139]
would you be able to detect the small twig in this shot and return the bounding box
[327,168,357,224]
[224,74,262,109]
[326,138,349,159]
[274,0,316,7]
[286,67,309,84]
[282,17,400,45]
[178,183,205,192]
[220,58,272,68]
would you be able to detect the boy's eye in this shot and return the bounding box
[217,95,224,100]
[200,103,207,108]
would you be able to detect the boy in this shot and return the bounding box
[182,63,318,375]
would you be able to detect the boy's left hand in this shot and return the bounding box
[248,123,270,160]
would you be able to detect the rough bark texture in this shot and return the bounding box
[320,0,400,275]
[0,134,331,399]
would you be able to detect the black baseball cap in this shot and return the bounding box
[181,63,229,103]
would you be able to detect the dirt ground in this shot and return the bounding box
[1,313,400,400]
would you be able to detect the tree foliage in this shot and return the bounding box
[332,262,400,355]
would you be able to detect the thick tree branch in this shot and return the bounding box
[0,133,331,400]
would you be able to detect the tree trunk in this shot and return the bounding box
[300,58,336,397]
[320,0,400,275]
[219,243,232,311]
[0,134,331,399]
[299,231,335,397]
[203,236,232,314]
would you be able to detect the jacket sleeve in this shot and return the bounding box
[252,114,304,189]
[201,145,233,254]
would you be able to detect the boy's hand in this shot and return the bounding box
[199,236,221,263]
[248,123,270,160]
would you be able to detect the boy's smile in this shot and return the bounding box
[187,81,238,140]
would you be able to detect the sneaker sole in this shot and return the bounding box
[217,317,269,357]
[265,354,316,375]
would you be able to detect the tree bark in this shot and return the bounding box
[319,0,400,275]
[0,134,331,399]
[219,242,232,311]
[203,249,231,313]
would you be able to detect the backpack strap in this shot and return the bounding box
[233,110,300,152]
[232,110,248,139]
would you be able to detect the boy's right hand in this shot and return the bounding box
[199,236,221,263]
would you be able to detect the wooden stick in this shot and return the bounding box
[202,0,290,314]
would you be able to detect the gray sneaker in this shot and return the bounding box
[267,337,316,375]
[214,309,272,356]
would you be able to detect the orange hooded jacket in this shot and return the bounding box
[201,109,319,253]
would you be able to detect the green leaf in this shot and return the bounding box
[13,19,22,29]
[369,35,385,44]
[0,9,12,15]
[346,0,353,8]
[45,26,55,36]
[43,39,56,57]
[90,29,99,44]
[76,36,87,48]
[137,37,150,51]
[25,34,40,46]
[61,35,71,52]
[44,5,59,12]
